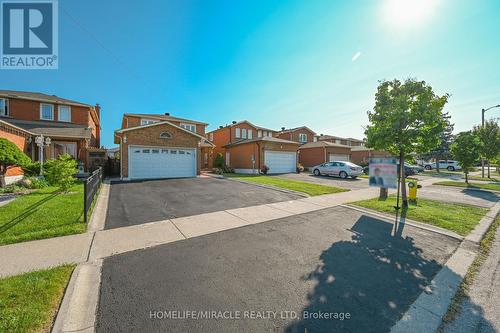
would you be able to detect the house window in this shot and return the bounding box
[159,132,172,139]
[50,142,77,159]
[263,131,268,137]
[209,132,214,141]
[299,133,307,143]
[235,128,241,138]
[180,123,196,132]
[313,136,318,142]
[140,118,158,125]
[258,130,262,137]
[248,129,253,139]
[0,98,8,116]
[40,103,54,120]
[58,105,71,122]
[242,128,247,139]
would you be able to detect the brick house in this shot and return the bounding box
[350,147,393,165]
[114,113,214,180]
[207,120,299,174]
[0,90,101,184]
[275,126,317,145]
[317,134,365,147]
[298,141,352,168]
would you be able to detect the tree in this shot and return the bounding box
[473,119,500,178]
[420,112,454,172]
[0,138,31,187]
[365,78,449,207]
[451,131,482,183]
[44,154,77,192]
[214,153,225,168]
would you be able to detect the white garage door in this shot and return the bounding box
[264,151,296,174]
[329,154,350,162]
[129,146,196,179]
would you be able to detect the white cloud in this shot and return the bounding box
[351,51,361,62]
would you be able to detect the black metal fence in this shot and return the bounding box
[84,167,103,223]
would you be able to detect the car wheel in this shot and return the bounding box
[313,169,321,176]
[339,171,348,179]
[447,166,455,171]
[424,165,432,170]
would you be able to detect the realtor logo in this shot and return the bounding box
[1,0,58,69]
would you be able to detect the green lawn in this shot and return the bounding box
[351,195,487,236]
[223,173,349,196]
[0,184,86,245]
[0,264,75,333]
[467,175,500,182]
[434,181,500,192]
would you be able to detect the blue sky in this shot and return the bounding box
[1,0,499,148]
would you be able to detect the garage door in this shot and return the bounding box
[129,146,196,179]
[264,151,296,174]
[329,154,350,162]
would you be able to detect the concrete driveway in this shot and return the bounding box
[96,206,459,333]
[105,177,302,229]
[419,185,499,208]
[276,172,370,190]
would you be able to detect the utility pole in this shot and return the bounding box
[481,105,500,177]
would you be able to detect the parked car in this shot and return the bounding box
[405,162,424,173]
[363,164,415,177]
[423,160,462,171]
[312,161,364,179]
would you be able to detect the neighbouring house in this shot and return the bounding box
[114,113,214,180]
[223,137,300,174]
[0,90,102,184]
[275,126,317,145]
[298,141,352,168]
[350,147,393,165]
[317,134,365,147]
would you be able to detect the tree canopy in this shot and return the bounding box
[473,119,500,178]
[0,138,31,186]
[451,131,482,183]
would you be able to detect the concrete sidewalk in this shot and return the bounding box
[0,186,381,277]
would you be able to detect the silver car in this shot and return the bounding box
[312,161,364,179]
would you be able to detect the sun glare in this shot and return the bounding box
[382,0,438,29]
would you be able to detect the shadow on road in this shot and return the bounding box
[461,188,499,203]
[285,214,450,333]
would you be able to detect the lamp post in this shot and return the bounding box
[35,135,52,175]
[481,105,500,177]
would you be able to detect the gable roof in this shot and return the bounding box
[115,120,214,146]
[124,113,208,126]
[223,136,299,148]
[299,141,351,149]
[0,90,92,107]
[277,126,316,135]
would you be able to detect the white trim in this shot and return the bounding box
[115,120,206,140]
[234,168,259,174]
[248,129,253,139]
[299,133,307,143]
[40,103,54,120]
[0,98,8,116]
[180,123,196,132]
[58,105,71,122]
[235,128,241,138]
[140,118,159,126]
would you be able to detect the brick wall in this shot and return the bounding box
[117,123,201,178]
[350,149,393,165]
[0,123,30,176]
[299,146,352,167]
[276,128,315,144]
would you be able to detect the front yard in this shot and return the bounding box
[351,195,488,236]
[0,184,86,246]
[223,173,349,196]
[0,264,75,333]
[434,181,500,192]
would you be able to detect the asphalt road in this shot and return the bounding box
[276,172,370,190]
[105,177,302,229]
[96,206,459,333]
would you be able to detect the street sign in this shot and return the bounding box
[368,158,398,189]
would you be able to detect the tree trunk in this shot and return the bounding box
[379,187,388,199]
[465,171,468,183]
[399,151,408,207]
[435,155,440,173]
[0,174,5,188]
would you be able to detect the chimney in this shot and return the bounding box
[281,127,285,131]
[94,103,101,119]
[219,125,223,129]
[165,112,170,116]
[232,121,237,124]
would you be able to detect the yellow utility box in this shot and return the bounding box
[406,179,418,204]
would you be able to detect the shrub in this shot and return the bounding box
[222,165,235,173]
[0,184,24,194]
[26,177,49,189]
[214,153,225,168]
[22,161,41,176]
[260,165,269,175]
[0,138,31,187]
[44,154,78,191]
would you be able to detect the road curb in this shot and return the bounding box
[51,260,103,333]
[87,181,110,232]
[390,200,500,333]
